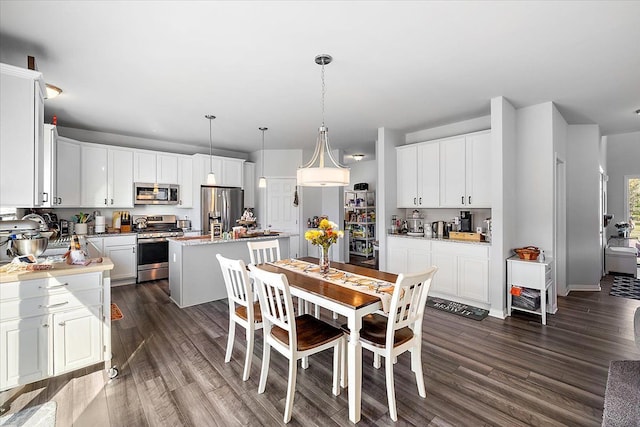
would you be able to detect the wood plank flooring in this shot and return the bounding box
[2,274,639,426]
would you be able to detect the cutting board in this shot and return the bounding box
[449,232,483,242]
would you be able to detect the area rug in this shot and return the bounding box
[602,360,640,426]
[426,297,488,321]
[609,276,640,301]
[0,401,56,427]
[111,303,124,321]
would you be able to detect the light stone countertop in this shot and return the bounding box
[0,258,114,283]
[168,233,290,246]
[387,233,492,246]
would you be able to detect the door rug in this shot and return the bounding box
[111,303,124,321]
[0,401,56,426]
[426,297,488,321]
[610,276,640,301]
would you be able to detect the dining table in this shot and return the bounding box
[256,257,398,424]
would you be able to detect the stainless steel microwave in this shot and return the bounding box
[134,183,180,205]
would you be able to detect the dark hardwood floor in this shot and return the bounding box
[2,275,639,426]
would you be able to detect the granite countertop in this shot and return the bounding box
[168,233,290,246]
[387,233,492,246]
[0,258,114,283]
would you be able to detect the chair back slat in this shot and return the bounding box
[387,267,438,347]
[216,254,252,310]
[249,265,296,346]
[247,240,281,265]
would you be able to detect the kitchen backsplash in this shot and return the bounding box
[400,208,491,233]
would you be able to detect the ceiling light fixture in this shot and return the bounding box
[636,109,640,116]
[297,54,349,187]
[258,127,268,188]
[45,83,62,99]
[352,154,365,162]
[205,115,217,185]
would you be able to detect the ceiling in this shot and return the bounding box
[1,1,639,160]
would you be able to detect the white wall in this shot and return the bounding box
[566,125,602,290]
[348,159,376,191]
[606,131,640,236]
[552,106,568,295]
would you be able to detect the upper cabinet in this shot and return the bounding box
[397,142,439,208]
[0,63,46,207]
[194,154,244,188]
[243,162,255,208]
[397,130,491,209]
[133,151,179,184]
[177,156,193,208]
[43,126,81,207]
[81,144,134,208]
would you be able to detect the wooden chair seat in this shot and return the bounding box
[236,301,263,323]
[341,313,413,348]
[272,314,343,351]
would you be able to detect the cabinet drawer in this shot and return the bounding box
[1,272,101,302]
[0,288,102,321]
[509,262,545,290]
[103,235,136,246]
[432,241,489,258]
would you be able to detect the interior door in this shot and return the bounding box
[266,178,299,234]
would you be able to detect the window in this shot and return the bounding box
[627,176,640,239]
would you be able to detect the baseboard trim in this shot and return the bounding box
[567,284,602,292]
[489,308,506,319]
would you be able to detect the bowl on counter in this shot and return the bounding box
[12,237,49,257]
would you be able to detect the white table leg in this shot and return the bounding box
[348,315,362,423]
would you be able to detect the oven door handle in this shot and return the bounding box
[138,237,169,244]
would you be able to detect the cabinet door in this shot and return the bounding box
[109,148,134,207]
[56,138,82,207]
[407,249,431,274]
[177,156,193,208]
[0,315,50,390]
[81,144,108,207]
[157,154,178,184]
[103,244,137,281]
[416,143,439,207]
[133,151,156,183]
[396,145,418,208]
[465,132,492,207]
[53,306,102,375]
[42,125,55,207]
[85,237,103,258]
[198,154,223,185]
[243,162,255,208]
[457,256,489,302]
[430,252,457,295]
[222,158,244,187]
[439,137,466,207]
[33,80,45,207]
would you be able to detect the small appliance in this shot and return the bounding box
[460,211,472,232]
[134,183,180,205]
[432,221,446,238]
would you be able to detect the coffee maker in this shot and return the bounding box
[460,211,472,232]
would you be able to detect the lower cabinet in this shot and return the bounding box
[87,235,137,284]
[0,271,110,391]
[386,236,490,305]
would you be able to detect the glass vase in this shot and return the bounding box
[319,246,330,274]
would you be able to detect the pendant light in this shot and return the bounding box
[205,114,217,185]
[258,127,268,188]
[297,54,350,187]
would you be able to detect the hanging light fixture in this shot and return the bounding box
[205,115,217,185]
[352,154,365,162]
[297,54,349,187]
[258,127,268,188]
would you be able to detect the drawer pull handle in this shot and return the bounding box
[43,324,49,328]
[39,283,69,289]
[39,301,69,309]
[59,322,66,326]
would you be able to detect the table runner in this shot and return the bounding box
[268,259,395,313]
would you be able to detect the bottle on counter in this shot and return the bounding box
[539,250,546,263]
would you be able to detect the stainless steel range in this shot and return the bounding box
[134,215,183,283]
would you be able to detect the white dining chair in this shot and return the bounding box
[216,254,263,381]
[343,266,438,421]
[248,264,345,423]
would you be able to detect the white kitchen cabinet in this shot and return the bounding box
[386,236,431,274]
[87,235,137,284]
[53,305,102,374]
[0,63,46,207]
[396,142,439,208]
[0,315,50,389]
[134,151,179,184]
[430,251,458,295]
[194,154,244,187]
[457,255,489,302]
[177,155,193,208]
[223,158,244,187]
[157,153,179,183]
[440,131,491,208]
[55,137,82,207]
[81,144,134,208]
[243,161,255,208]
[0,270,111,391]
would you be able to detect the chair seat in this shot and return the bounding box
[341,313,413,348]
[235,301,262,323]
[272,314,343,351]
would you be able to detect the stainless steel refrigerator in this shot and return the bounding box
[201,186,244,234]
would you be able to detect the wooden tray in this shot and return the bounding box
[449,232,483,242]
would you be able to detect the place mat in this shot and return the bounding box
[269,259,394,312]
[111,303,124,321]
[426,297,489,321]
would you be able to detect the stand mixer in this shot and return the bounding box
[0,220,47,258]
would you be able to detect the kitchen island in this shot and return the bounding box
[0,259,115,391]
[168,234,290,308]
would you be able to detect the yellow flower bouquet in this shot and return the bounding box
[305,219,344,273]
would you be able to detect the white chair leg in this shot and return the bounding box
[332,341,341,396]
[258,339,270,394]
[298,297,305,314]
[242,325,253,381]
[393,356,398,364]
[332,311,338,320]
[340,338,347,388]
[411,345,426,397]
[385,354,398,421]
[373,353,381,369]
[225,317,235,363]
[315,304,320,318]
[284,358,298,423]
[302,356,309,369]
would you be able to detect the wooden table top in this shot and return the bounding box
[258,257,398,310]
